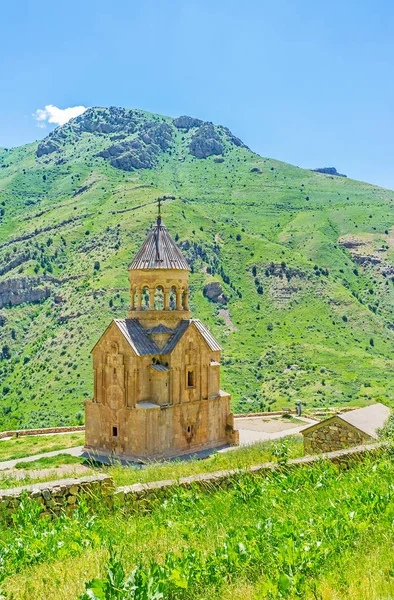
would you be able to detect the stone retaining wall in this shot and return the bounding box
[0,474,114,518]
[234,410,295,418]
[114,442,385,504]
[0,443,385,517]
[0,425,85,440]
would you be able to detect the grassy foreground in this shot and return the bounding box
[0,450,393,599]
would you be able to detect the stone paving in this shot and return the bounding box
[235,415,315,446]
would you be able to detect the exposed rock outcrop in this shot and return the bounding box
[173,115,203,130]
[0,277,51,309]
[189,123,224,158]
[221,126,247,148]
[203,281,228,304]
[99,140,156,171]
[36,139,60,157]
[73,106,138,135]
[96,122,174,171]
[338,239,366,249]
[312,167,347,177]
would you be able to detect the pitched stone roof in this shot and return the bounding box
[161,320,190,354]
[128,217,190,271]
[114,319,158,355]
[192,319,221,351]
[302,403,390,439]
[111,318,221,356]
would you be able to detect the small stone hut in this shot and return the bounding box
[302,403,390,453]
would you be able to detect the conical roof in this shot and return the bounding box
[129,217,190,271]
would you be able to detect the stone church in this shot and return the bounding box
[84,212,238,460]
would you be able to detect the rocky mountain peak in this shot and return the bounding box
[35,106,248,170]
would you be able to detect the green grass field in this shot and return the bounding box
[1,450,393,599]
[13,453,83,470]
[0,432,84,462]
[0,106,393,428]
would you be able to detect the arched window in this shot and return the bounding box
[142,286,149,310]
[132,289,138,310]
[155,286,164,310]
[169,286,177,310]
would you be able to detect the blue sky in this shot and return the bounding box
[1,0,394,188]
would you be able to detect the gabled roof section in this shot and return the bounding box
[302,403,390,439]
[147,324,175,335]
[159,319,221,354]
[129,217,190,271]
[161,320,190,354]
[114,319,159,355]
[191,319,222,351]
[99,318,221,357]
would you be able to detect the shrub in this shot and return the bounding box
[2,345,11,359]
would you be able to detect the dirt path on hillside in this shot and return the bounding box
[218,308,238,331]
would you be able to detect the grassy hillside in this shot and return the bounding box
[0,106,393,428]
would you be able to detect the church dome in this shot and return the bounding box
[129,216,189,271]
[127,211,190,322]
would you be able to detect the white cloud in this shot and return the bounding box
[33,104,87,128]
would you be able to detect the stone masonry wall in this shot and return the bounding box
[0,474,114,518]
[0,425,85,440]
[303,418,371,453]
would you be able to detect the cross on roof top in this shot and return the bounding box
[157,197,162,224]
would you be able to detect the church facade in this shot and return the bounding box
[84,213,238,460]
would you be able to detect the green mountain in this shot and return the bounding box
[0,106,393,429]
